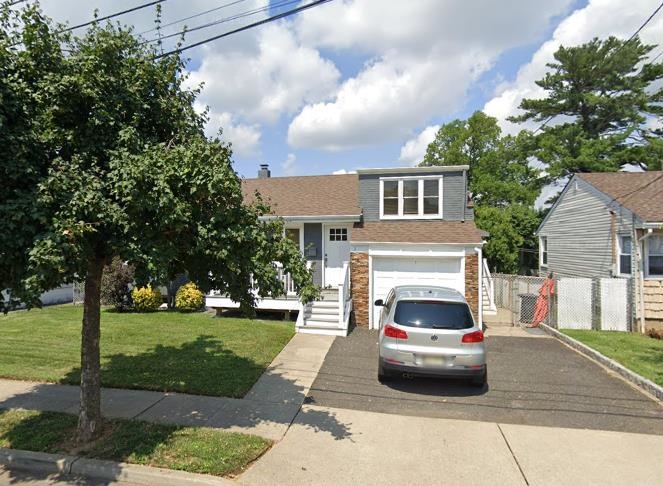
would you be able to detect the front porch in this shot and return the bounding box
[205,261,352,337]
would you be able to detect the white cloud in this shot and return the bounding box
[398,125,440,166]
[288,0,573,151]
[332,169,357,175]
[185,23,340,124]
[207,112,261,157]
[282,153,297,176]
[484,0,663,134]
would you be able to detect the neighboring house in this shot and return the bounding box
[536,171,663,331]
[207,163,492,336]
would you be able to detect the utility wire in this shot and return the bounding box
[139,0,250,35]
[143,0,299,45]
[59,0,166,33]
[155,0,333,59]
[532,0,663,134]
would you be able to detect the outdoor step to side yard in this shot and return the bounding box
[0,408,271,477]
[0,305,294,397]
[561,330,663,387]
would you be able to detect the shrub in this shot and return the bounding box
[647,328,663,340]
[131,285,162,312]
[175,282,204,312]
[101,257,135,311]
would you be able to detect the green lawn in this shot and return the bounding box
[0,408,270,477]
[0,305,294,397]
[562,330,663,387]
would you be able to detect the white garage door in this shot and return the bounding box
[371,256,464,328]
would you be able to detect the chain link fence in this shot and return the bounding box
[491,274,634,331]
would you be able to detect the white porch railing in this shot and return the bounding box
[275,262,297,296]
[338,261,352,330]
[482,258,496,312]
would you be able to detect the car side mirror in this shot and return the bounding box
[374,299,384,306]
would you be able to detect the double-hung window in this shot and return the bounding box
[647,234,663,277]
[618,235,632,276]
[380,177,443,218]
[540,236,548,267]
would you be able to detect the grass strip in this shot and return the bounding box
[0,408,271,477]
[561,330,663,387]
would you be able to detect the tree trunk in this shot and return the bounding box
[77,256,105,443]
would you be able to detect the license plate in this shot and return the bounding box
[421,355,446,366]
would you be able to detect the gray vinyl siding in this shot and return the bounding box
[304,223,323,286]
[538,178,633,278]
[358,170,468,221]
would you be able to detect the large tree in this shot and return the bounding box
[421,111,542,273]
[510,36,663,181]
[0,6,315,442]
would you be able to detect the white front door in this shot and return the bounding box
[371,256,464,328]
[324,225,351,287]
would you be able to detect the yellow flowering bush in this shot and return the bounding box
[131,285,162,312]
[175,282,205,312]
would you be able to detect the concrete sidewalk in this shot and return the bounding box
[238,404,663,486]
[0,333,335,441]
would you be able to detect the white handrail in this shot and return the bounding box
[482,258,495,310]
[338,261,351,329]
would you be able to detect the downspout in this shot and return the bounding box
[635,227,653,334]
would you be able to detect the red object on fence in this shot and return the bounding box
[531,278,555,327]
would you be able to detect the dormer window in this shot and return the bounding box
[379,176,443,219]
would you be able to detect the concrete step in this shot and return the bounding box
[311,300,339,308]
[303,317,341,327]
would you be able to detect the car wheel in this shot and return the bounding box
[377,359,392,383]
[470,368,487,388]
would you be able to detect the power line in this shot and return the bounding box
[143,0,299,45]
[139,0,250,36]
[59,0,166,33]
[532,0,663,134]
[155,0,333,58]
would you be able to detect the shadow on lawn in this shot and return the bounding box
[61,335,265,398]
[0,335,352,483]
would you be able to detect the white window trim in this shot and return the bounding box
[539,236,548,268]
[645,234,663,278]
[617,234,632,277]
[379,175,443,219]
[284,224,304,253]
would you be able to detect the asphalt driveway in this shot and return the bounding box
[305,327,663,435]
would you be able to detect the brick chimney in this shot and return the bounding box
[258,164,271,179]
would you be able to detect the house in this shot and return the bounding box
[536,171,663,331]
[206,164,492,335]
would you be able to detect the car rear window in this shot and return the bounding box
[393,301,474,329]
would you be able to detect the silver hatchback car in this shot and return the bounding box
[375,285,487,387]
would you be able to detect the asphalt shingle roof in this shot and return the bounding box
[242,174,360,217]
[578,171,663,222]
[351,221,484,244]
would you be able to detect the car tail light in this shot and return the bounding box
[384,324,408,340]
[462,330,484,343]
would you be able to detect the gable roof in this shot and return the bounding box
[578,171,663,223]
[242,174,360,218]
[351,221,484,244]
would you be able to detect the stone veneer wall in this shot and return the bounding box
[465,253,479,320]
[350,252,369,327]
[644,279,663,330]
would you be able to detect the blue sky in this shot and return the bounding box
[38,0,663,181]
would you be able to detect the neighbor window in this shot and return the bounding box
[618,235,632,276]
[540,236,548,267]
[380,177,442,218]
[648,234,663,277]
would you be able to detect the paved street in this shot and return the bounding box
[305,327,663,434]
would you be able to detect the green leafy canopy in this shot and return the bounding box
[0,5,316,312]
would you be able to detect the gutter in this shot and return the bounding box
[259,214,362,223]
